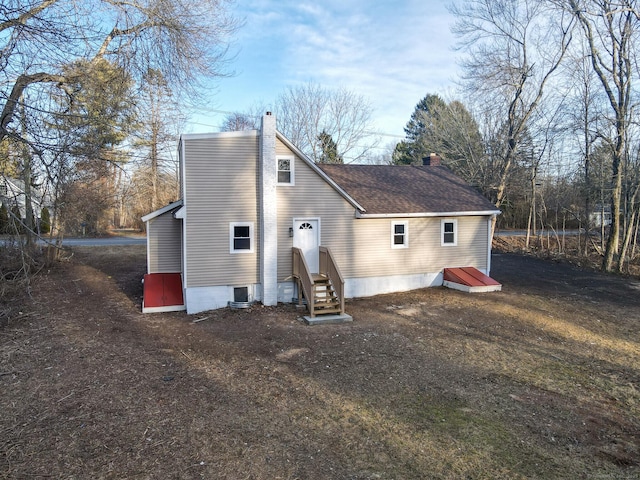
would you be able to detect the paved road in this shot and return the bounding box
[18,235,146,247]
[59,236,146,246]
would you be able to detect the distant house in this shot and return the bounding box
[589,205,612,229]
[0,176,45,224]
[142,113,501,315]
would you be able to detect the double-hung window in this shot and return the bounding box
[391,221,408,248]
[441,219,457,246]
[277,156,294,185]
[230,222,254,253]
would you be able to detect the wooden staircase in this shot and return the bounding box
[310,274,342,315]
[292,246,349,321]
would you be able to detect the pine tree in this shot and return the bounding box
[393,94,447,165]
[318,131,343,164]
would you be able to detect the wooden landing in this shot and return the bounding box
[443,267,502,293]
[142,273,186,313]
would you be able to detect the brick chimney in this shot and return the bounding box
[423,153,441,166]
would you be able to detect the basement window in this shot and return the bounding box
[234,286,249,303]
[441,219,457,246]
[230,222,254,253]
[277,156,294,185]
[391,221,408,248]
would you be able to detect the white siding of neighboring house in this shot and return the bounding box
[147,211,182,273]
[182,132,260,288]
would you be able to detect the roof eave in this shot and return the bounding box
[356,209,501,219]
[141,199,184,223]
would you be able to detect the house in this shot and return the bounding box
[142,113,501,316]
[0,176,45,227]
[589,204,612,229]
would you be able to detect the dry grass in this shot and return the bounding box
[0,244,638,479]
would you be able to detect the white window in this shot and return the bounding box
[441,219,457,246]
[277,156,294,185]
[230,222,254,253]
[391,221,408,248]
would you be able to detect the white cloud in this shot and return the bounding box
[189,0,462,138]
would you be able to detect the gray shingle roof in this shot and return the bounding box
[318,164,498,215]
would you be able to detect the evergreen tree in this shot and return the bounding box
[318,131,343,164]
[393,94,447,165]
[51,58,137,234]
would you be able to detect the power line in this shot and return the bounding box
[186,118,405,140]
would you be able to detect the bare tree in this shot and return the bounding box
[551,0,640,272]
[132,68,184,215]
[0,0,238,233]
[1,0,238,143]
[274,82,377,163]
[220,112,259,132]
[450,0,575,234]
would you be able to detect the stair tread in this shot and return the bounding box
[313,308,342,314]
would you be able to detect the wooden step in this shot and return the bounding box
[314,298,340,307]
[312,306,342,314]
[309,273,343,316]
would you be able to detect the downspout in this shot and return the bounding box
[179,138,187,302]
[487,215,496,275]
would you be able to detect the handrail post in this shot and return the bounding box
[292,247,316,317]
[318,246,345,315]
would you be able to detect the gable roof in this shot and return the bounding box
[141,200,184,223]
[318,164,500,217]
[275,132,365,212]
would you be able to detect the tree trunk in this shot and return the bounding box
[603,139,623,272]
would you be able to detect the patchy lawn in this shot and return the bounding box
[1,245,639,479]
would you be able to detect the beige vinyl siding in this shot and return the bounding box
[275,140,489,279]
[147,212,182,273]
[341,216,489,278]
[183,134,260,287]
[276,140,358,280]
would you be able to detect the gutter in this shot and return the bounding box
[356,210,501,219]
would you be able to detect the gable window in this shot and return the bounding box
[391,221,408,248]
[441,219,457,246]
[277,156,294,185]
[230,222,254,253]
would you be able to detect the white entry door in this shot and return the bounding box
[293,219,320,274]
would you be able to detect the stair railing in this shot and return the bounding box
[292,247,316,317]
[319,246,345,315]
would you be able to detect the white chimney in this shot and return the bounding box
[260,113,278,306]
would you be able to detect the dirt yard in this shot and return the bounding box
[1,245,639,479]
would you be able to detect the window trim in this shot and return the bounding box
[441,219,457,246]
[230,222,255,253]
[277,155,295,186]
[391,220,409,249]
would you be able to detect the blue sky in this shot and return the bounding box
[188,0,460,142]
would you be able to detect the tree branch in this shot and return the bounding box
[0,0,59,33]
[0,72,66,140]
